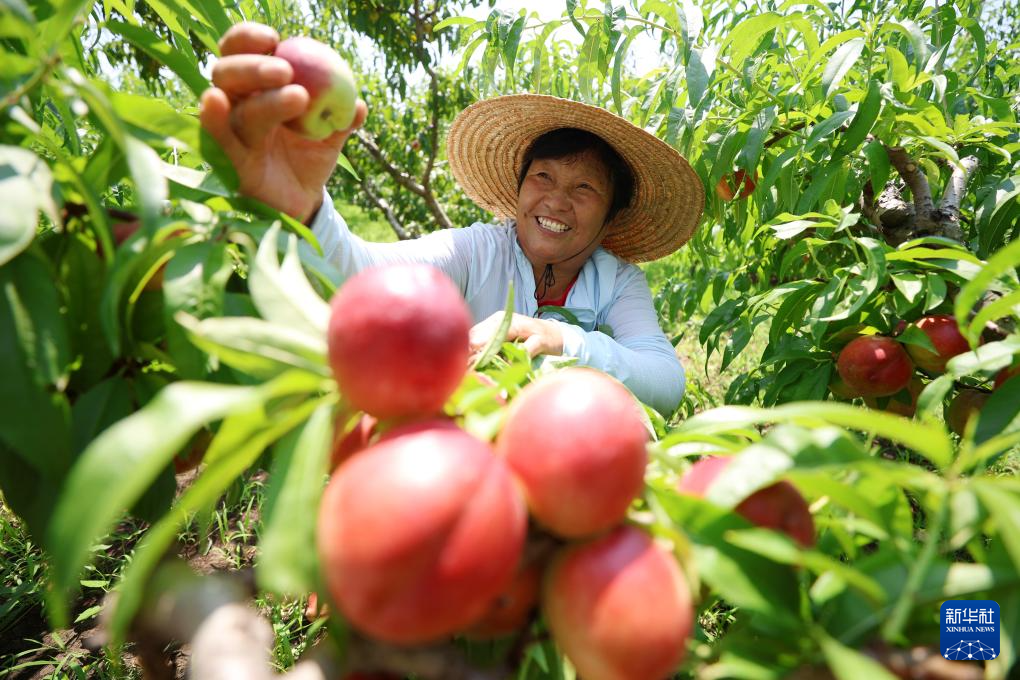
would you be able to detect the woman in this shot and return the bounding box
[199,23,704,415]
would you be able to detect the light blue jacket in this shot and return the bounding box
[311,199,686,415]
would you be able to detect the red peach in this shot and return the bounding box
[715,169,757,201]
[329,412,377,470]
[864,377,925,417]
[327,264,471,419]
[836,336,913,397]
[464,562,542,639]
[317,423,526,644]
[993,361,1020,390]
[676,456,815,547]
[945,389,990,436]
[496,368,648,538]
[544,526,693,680]
[905,315,970,374]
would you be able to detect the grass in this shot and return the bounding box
[335,201,398,243]
[0,504,145,679]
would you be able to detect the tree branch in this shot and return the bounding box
[885,146,936,225]
[935,155,980,241]
[421,66,441,188]
[121,561,516,680]
[354,130,427,197]
[939,155,979,214]
[361,177,412,240]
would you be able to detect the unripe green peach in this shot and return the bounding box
[274,36,358,140]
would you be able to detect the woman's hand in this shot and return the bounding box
[198,22,368,223]
[469,313,564,360]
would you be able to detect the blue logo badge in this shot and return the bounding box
[941,600,999,661]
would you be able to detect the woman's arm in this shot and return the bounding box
[309,192,474,289]
[555,266,685,416]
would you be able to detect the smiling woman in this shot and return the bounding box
[513,128,634,303]
[198,23,704,414]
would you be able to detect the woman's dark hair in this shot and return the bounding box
[516,128,635,224]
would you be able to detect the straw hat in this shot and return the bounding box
[446,94,704,263]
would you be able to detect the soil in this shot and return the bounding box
[0,468,263,679]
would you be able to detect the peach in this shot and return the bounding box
[327,264,471,419]
[863,376,925,417]
[676,456,815,547]
[544,526,693,680]
[274,36,358,140]
[317,423,526,644]
[836,335,913,397]
[496,368,648,538]
[905,315,970,374]
[945,389,990,436]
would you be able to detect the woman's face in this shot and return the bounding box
[515,151,614,268]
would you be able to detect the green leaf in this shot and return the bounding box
[336,152,360,181]
[725,13,784,68]
[109,92,201,151]
[433,16,478,32]
[70,377,134,455]
[0,252,73,474]
[0,146,58,265]
[897,324,936,353]
[104,20,208,96]
[890,272,923,302]
[249,224,331,338]
[46,382,271,626]
[36,0,92,53]
[863,139,891,200]
[805,111,856,152]
[58,235,113,390]
[835,81,881,156]
[654,485,801,624]
[99,225,185,355]
[816,629,899,680]
[886,20,931,74]
[678,0,703,45]
[1,249,70,389]
[944,337,1020,377]
[821,38,865,99]
[725,528,885,605]
[958,18,986,78]
[66,75,167,227]
[163,242,234,379]
[972,377,1020,445]
[108,393,325,643]
[258,403,333,596]
[954,237,1020,345]
[972,480,1020,577]
[2,0,34,24]
[975,175,1020,259]
[177,313,329,379]
[502,14,526,78]
[473,282,515,370]
[174,0,231,38]
[678,403,953,470]
[123,136,169,227]
[611,29,637,115]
